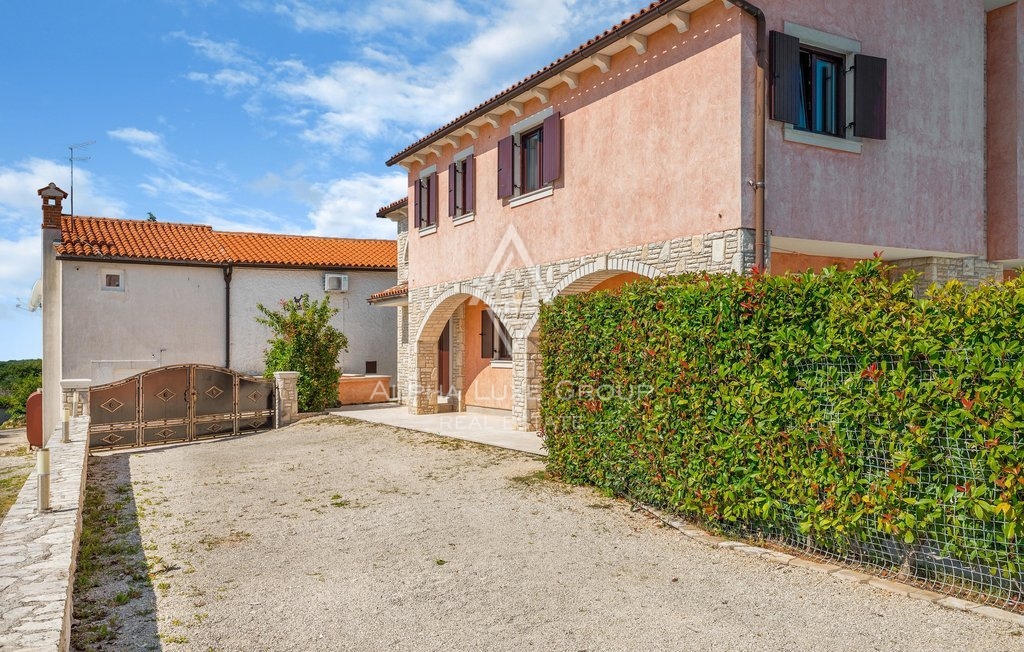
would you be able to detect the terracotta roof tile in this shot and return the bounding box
[368,283,409,304]
[376,197,408,218]
[55,216,396,270]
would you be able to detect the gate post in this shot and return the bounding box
[273,372,300,428]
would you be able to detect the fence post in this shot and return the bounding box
[273,371,300,428]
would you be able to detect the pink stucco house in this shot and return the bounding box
[379,0,1022,431]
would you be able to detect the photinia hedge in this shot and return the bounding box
[540,260,1024,594]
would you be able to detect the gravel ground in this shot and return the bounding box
[74,415,1024,651]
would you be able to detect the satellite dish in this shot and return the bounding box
[27,279,42,311]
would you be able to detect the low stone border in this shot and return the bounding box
[638,503,1024,628]
[0,418,89,651]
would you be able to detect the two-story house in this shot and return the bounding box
[383,0,1022,431]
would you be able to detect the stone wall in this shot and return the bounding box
[405,228,756,429]
[890,256,1003,295]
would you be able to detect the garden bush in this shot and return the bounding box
[540,259,1024,599]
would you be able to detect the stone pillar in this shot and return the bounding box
[449,306,466,412]
[273,371,299,428]
[59,379,91,420]
[411,340,438,415]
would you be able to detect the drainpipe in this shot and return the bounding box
[731,0,768,272]
[223,264,233,369]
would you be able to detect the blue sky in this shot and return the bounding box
[0,0,639,362]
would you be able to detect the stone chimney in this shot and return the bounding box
[38,182,68,230]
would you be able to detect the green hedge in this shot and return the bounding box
[540,260,1024,589]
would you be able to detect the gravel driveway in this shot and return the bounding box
[74,415,1024,651]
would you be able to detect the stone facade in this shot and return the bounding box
[890,256,1003,295]
[405,228,756,430]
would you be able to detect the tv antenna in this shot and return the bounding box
[68,140,95,216]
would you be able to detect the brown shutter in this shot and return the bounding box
[541,111,561,186]
[497,135,514,199]
[480,309,494,358]
[447,162,457,217]
[427,171,437,226]
[769,31,803,125]
[854,54,887,140]
[413,179,422,228]
[465,154,475,213]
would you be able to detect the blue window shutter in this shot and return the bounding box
[854,54,887,140]
[541,111,562,186]
[497,135,514,199]
[769,31,803,125]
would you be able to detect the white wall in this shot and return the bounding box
[60,261,224,385]
[60,261,398,388]
[230,268,397,383]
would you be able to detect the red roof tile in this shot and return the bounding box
[376,197,408,218]
[55,216,396,270]
[368,283,408,304]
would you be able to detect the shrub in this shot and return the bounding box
[540,260,1024,596]
[257,294,348,412]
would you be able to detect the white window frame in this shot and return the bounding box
[101,269,125,292]
[781,22,863,155]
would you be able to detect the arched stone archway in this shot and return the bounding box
[411,288,515,416]
[520,257,665,430]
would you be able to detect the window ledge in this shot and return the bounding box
[509,185,553,208]
[452,212,475,226]
[783,125,862,154]
[490,360,513,369]
[418,224,438,236]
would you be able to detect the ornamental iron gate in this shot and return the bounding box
[88,364,274,450]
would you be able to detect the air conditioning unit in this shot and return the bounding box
[324,273,349,293]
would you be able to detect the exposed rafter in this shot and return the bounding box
[465,124,481,138]
[560,71,579,89]
[484,113,502,128]
[507,101,524,117]
[532,87,551,104]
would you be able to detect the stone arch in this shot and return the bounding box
[519,257,665,430]
[410,285,514,417]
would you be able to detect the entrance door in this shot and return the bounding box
[438,321,451,396]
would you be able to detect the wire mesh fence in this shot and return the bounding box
[702,351,1024,611]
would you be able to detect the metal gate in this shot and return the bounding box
[88,364,274,450]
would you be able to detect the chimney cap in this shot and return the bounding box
[38,182,68,200]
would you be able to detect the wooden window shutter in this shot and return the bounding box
[447,162,457,217]
[465,154,476,213]
[854,54,887,140]
[541,111,561,186]
[480,309,494,358]
[769,31,803,125]
[427,171,437,226]
[413,179,423,228]
[497,135,514,199]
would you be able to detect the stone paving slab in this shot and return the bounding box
[0,419,89,651]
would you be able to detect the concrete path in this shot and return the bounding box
[73,416,1024,651]
[330,402,545,456]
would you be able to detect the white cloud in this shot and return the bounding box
[270,0,471,34]
[109,128,177,168]
[170,31,252,66]
[0,158,126,223]
[139,174,227,203]
[186,69,260,94]
[306,173,406,239]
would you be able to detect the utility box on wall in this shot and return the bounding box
[324,273,349,293]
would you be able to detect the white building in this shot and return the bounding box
[38,182,397,436]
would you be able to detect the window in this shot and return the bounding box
[101,270,124,292]
[480,309,512,362]
[365,361,377,374]
[770,26,887,146]
[497,109,562,202]
[414,166,437,231]
[447,150,475,219]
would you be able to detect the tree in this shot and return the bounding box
[256,294,348,412]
